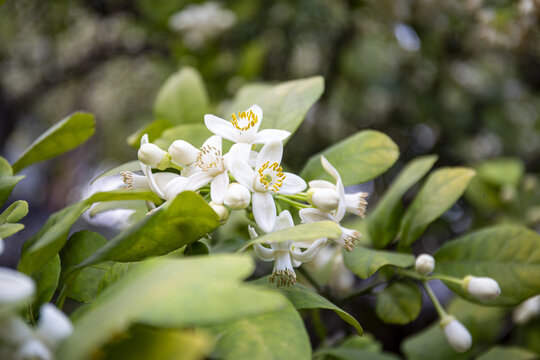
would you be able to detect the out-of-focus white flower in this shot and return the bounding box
[306,246,355,295]
[440,315,472,353]
[250,210,326,287]
[224,182,251,210]
[205,105,290,145]
[0,268,35,316]
[513,295,540,325]
[299,207,359,251]
[415,254,435,276]
[16,339,52,360]
[230,140,306,232]
[168,2,237,49]
[209,201,229,222]
[463,276,501,301]
[35,304,73,350]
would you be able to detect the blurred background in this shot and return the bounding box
[1,0,540,355]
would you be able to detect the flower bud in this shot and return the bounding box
[209,201,229,222]
[308,188,340,212]
[463,276,501,301]
[138,143,169,169]
[168,140,199,166]
[513,295,540,325]
[224,183,251,210]
[36,303,73,349]
[415,254,435,276]
[440,316,472,353]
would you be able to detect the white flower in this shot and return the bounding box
[513,295,540,325]
[230,140,306,232]
[307,187,340,212]
[138,134,168,199]
[440,316,472,353]
[35,303,73,350]
[16,339,52,360]
[299,208,360,251]
[415,254,435,276]
[121,171,180,191]
[0,268,35,317]
[168,140,199,166]
[209,201,229,222]
[137,143,169,169]
[463,276,501,301]
[250,210,327,287]
[204,105,291,145]
[224,182,251,210]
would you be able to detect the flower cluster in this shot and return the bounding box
[124,104,369,287]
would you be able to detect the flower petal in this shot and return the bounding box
[204,114,238,142]
[226,143,252,168]
[308,180,335,189]
[256,140,283,170]
[253,129,291,144]
[279,173,307,195]
[292,238,327,263]
[162,176,190,200]
[320,155,340,181]
[274,210,294,231]
[187,171,213,191]
[252,191,276,233]
[228,159,255,191]
[253,243,275,262]
[299,208,333,223]
[202,135,222,151]
[36,303,73,349]
[139,162,165,198]
[249,104,264,131]
[210,171,229,204]
[181,164,199,177]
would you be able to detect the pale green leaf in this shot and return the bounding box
[154,123,212,149]
[127,119,173,148]
[476,347,537,360]
[343,246,414,279]
[0,200,28,224]
[368,155,437,248]
[0,174,25,207]
[476,158,525,188]
[0,223,24,238]
[301,130,399,186]
[375,280,422,324]
[12,112,95,173]
[399,167,476,247]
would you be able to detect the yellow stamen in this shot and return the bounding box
[231,109,259,131]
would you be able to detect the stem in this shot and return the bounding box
[28,304,36,327]
[297,266,321,292]
[398,269,424,281]
[429,274,464,286]
[275,195,310,209]
[422,281,447,319]
[311,309,327,343]
[285,194,309,202]
[55,284,68,310]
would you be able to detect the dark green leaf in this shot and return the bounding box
[376,280,422,324]
[31,254,60,307]
[343,246,414,279]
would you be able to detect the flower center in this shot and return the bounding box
[231,109,258,131]
[196,145,224,175]
[257,161,286,192]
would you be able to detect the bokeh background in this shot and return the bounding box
[2,0,540,355]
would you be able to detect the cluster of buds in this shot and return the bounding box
[123,105,369,287]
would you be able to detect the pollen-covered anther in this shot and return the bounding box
[120,171,134,190]
[342,230,362,252]
[269,269,297,288]
[196,145,222,173]
[231,109,258,131]
[257,161,286,192]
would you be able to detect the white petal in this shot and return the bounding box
[252,191,276,233]
[308,180,335,189]
[181,164,199,177]
[186,171,213,191]
[248,151,258,167]
[0,314,34,345]
[210,171,229,204]
[140,133,149,145]
[253,129,291,144]
[204,114,238,142]
[320,155,340,181]
[202,135,222,151]
[279,173,307,195]
[0,268,35,308]
[292,238,327,263]
[248,225,258,239]
[274,210,294,231]
[256,140,283,170]
[17,339,52,360]
[253,244,275,261]
[162,176,190,200]
[299,208,333,223]
[227,143,252,167]
[36,303,73,349]
[228,159,255,191]
[249,104,263,132]
[139,162,165,198]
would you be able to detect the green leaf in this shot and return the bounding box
[254,279,363,334]
[375,280,422,324]
[127,119,173,148]
[315,335,399,360]
[231,76,324,140]
[58,255,287,360]
[239,221,342,252]
[0,200,28,224]
[343,246,414,279]
[101,325,210,360]
[12,112,95,173]
[476,347,537,360]
[0,173,25,207]
[399,167,476,247]
[96,262,135,296]
[60,231,111,303]
[368,155,437,248]
[434,224,540,306]
[19,190,161,275]
[0,223,24,238]
[31,254,60,307]
[301,130,400,186]
[154,67,210,125]
[211,301,311,360]
[476,158,525,188]
[154,123,212,150]
[77,192,219,267]
[0,156,11,176]
[401,322,469,360]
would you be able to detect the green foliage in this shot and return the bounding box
[315,335,399,360]
[399,167,476,247]
[434,224,540,306]
[375,280,422,324]
[127,119,174,148]
[301,130,399,186]
[343,246,414,279]
[0,200,28,239]
[154,123,212,149]
[368,155,437,248]
[476,347,537,360]
[0,156,24,207]
[31,254,60,307]
[12,112,95,174]
[58,255,286,360]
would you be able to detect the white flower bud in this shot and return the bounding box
[138,143,168,169]
[168,140,199,166]
[16,339,52,360]
[440,316,472,353]
[463,276,501,301]
[513,295,540,325]
[415,254,435,276]
[308,188,340,211]
[209,201,228,222]
[36,303,73,349]
[224,183,251,210]
[0,268,35,316]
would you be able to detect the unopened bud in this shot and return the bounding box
[440,316,472,353]
[168,140,199,166]
[463,275,501,301]
[415,254,435,275]
[513,295,540,325]
[138,143,169,169]
[209,201,229,222]
[224,183,251,210]
[308,188,340,212]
